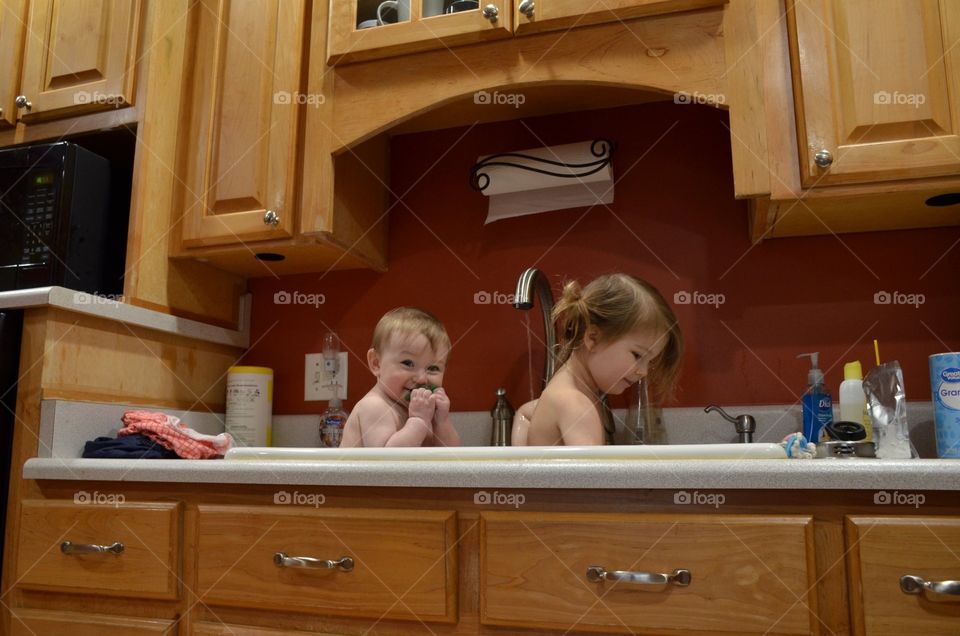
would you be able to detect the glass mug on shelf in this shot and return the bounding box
[377,0,480,23]
[376,0,410,25]
[445,0,479,12]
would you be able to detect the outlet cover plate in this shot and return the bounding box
[304,352,348,401]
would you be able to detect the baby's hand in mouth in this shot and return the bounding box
[403,383,438,401]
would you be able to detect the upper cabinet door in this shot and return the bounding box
[180,0,305,249]
[327,0,513,64]
[0,0,26,127]
[512,0,725,35]
[788,0,960,186]
[18,0,141,121]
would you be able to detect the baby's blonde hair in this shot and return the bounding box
[553,273,683,399]
[372,307,451,355]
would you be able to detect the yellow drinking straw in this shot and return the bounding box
[873,339,881,366]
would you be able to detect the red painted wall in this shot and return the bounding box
[244,101,960,414]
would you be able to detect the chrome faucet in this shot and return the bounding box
[513,267,557,389]
[704,405,756,443]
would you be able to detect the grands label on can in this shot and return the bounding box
[929,353,960,458]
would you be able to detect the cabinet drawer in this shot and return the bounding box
[16,499,181,599]
[480,512,816,635]
[196,505,457,622]
[194,623,344,635]
[10,609,174,635]
[847,516,960,635]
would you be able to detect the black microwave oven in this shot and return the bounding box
[0,141,125,295]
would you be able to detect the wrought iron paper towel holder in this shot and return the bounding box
[469,139,615,191]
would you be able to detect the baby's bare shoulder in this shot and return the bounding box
[353,392,401,424]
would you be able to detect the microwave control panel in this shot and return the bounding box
[20,173,56,264]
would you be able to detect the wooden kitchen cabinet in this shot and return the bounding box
[175,0,388,275]
[513,0,725,35]
[15,499,181,600]
[9,609,176,635]
[195,505,459,623]
[0,0,26,128]
[846,516,960,635]
[178,0,305,249]
[326,0,513,64]
[193,624,348,636]
[786,0,960,187]
[327,0,725,64]
[14,0,142,122]
[481,511,817,635]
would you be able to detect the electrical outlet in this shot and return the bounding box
[304,352,348,401]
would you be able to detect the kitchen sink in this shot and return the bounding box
[224,443,788,461]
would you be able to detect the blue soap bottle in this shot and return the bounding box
[797,352,833,443]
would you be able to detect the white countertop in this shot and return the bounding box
[0,286,250,347]
[22,456,960,490]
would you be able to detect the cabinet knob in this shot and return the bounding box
[518,0,534,17]
[61,541,124,555]
[482,4,499,21]
[263,210,280,226]
[814,149,833,168]
[15,95,31,110]
[586,565,691,589]
[901,574,960,602]
[273,552,354,571]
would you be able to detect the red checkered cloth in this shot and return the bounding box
[118,410,233,459]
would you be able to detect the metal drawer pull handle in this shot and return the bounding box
[273,552,354,571]
[587,565,691,588]
[61,541,124,555]
[901,575,960,602]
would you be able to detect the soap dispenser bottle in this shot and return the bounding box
[319,397,348,448]
[797,352,833,443]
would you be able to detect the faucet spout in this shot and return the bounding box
[704,405,756,443]
[514,267,557,389]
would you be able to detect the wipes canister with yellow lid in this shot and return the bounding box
[226,366,273,447]
[929,353,960,458]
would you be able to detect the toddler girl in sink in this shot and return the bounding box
[523,273,683,446]
[340,307,460,448]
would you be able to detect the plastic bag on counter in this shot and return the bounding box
[863,360,915,459]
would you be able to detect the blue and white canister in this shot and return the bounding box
[929,353,960,458]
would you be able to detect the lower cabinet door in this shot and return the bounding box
[195,505,458,623]
[480,511,818,635]
[847,516,960,635]
[10,609,175,635]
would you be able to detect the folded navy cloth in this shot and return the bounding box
[82,434,180,459]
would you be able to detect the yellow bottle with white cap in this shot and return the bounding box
[839,361,872,442]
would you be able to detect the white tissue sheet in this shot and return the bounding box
[479,141,615,224]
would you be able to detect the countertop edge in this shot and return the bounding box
[0,287,250,348]
[22,458,960,491]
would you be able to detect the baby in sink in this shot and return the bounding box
[340,307,460,447]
